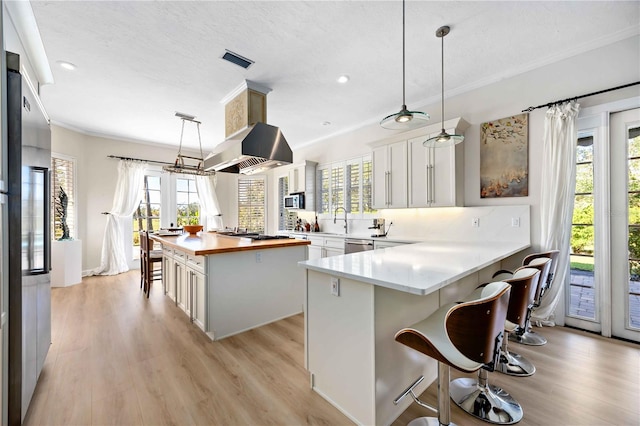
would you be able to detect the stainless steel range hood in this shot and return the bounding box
[204,122,292,175]
[204,81,292,175]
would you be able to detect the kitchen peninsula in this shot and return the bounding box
[300,240,529,425]
[298,205,532,425]
[152,232,310,340]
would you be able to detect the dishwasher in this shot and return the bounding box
[344,238,374,254]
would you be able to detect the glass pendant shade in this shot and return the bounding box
[380,105,430,130]
[424,25,464,148]
[423,129,464,148]
[380,0,429,130]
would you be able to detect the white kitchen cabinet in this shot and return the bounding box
[372,141,408,209]
[175,257,189,315]
[408,131,464,208]
[189,268,207,331]
[308,245,323,259]
[162,247,176,301]
[288,166,304,194]
[186,254,207,330]
[307,235,344,258]
[323,246,344,257]
[288,161,318,211]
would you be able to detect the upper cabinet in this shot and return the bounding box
[372,117,468,209]
[408,128,464,208]
[287,160,317,210]
[372,141,408,209]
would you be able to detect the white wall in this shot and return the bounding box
[50,126,239,272]
[53,35,640,273]
[268,35,640,271]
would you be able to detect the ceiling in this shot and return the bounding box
[28,1,640,153]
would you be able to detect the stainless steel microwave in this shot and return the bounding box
[284,193,304,209]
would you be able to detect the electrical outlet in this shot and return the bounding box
[255,251,262,263]
[511,217,520,227]
[472,217,480,227]
[331,277,340,296]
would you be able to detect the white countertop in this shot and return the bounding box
[299,240,529,296]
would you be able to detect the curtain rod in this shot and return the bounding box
[107,154,173,166]
[522,81,640,113]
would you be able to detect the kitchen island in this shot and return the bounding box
[299,240,529,425]
[152,232,310,340]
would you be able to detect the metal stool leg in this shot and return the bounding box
[395,363,458,426]
[497,331,536,377]
[450,368,523,424]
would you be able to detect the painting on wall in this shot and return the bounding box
[480,113,529,198]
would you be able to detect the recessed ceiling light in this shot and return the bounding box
[337,75,350,84]
[57,61,76,70]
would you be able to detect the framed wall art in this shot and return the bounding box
[480,113,529,198]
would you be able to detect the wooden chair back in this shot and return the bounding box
[503,267,540,328]
[522,257,552,303]
[446,282,511,366]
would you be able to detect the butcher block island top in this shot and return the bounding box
[150,232,310,256]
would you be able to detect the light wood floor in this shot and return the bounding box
[24,271,639,426]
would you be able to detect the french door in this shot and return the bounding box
[567,106,640,343]
[610,108,640,342]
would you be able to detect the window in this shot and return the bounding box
[133,174,162,247]
[176,177,200,226]
[51,155,76,240]
[317,167,330,215]
[317,155,374,217]
[238,177,266,233]
[278,175,297,231]
[569,135,595,320]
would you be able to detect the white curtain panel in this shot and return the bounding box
[195,174,224,231]
[534,101,581,324]
[90,160,147,275]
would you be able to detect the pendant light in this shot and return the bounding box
[423,26,464,148]
[163,112,216,176]
[380,0,429,130]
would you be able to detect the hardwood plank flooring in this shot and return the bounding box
[24,271,639,425]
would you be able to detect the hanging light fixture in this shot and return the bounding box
[424,26,464,148]
[163,112,216,176]
[380,0,429,130]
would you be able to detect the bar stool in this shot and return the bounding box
[493,253,554,346]
[140,230,162,297]
[394,281,513,426]
[495,267,542,377]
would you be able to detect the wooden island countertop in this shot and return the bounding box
[150,232,310,256]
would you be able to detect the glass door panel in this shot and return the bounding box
[611,108,640,342]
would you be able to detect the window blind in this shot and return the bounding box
[238,177,266,233]
[51,156,75,240]
[278,176,297,231]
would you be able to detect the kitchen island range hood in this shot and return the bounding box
[204,81,292,175]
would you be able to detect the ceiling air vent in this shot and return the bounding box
[221,50,254,69]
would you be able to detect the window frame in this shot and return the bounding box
[238,175,267,233]
[317,154,375,220]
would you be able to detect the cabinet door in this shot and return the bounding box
[372,145,388,209]
[176,261,189,315]
[430,143,456,207]
[323,247,344,257]
[388,141,408,208]
[308,245,323,260]
[288,166,306,194]
[408,137,430,207]
[191,270,207,331]
[164,256,176,301]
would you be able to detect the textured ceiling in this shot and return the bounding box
[29,1,640,152]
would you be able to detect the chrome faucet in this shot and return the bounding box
[334,206,348,234]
